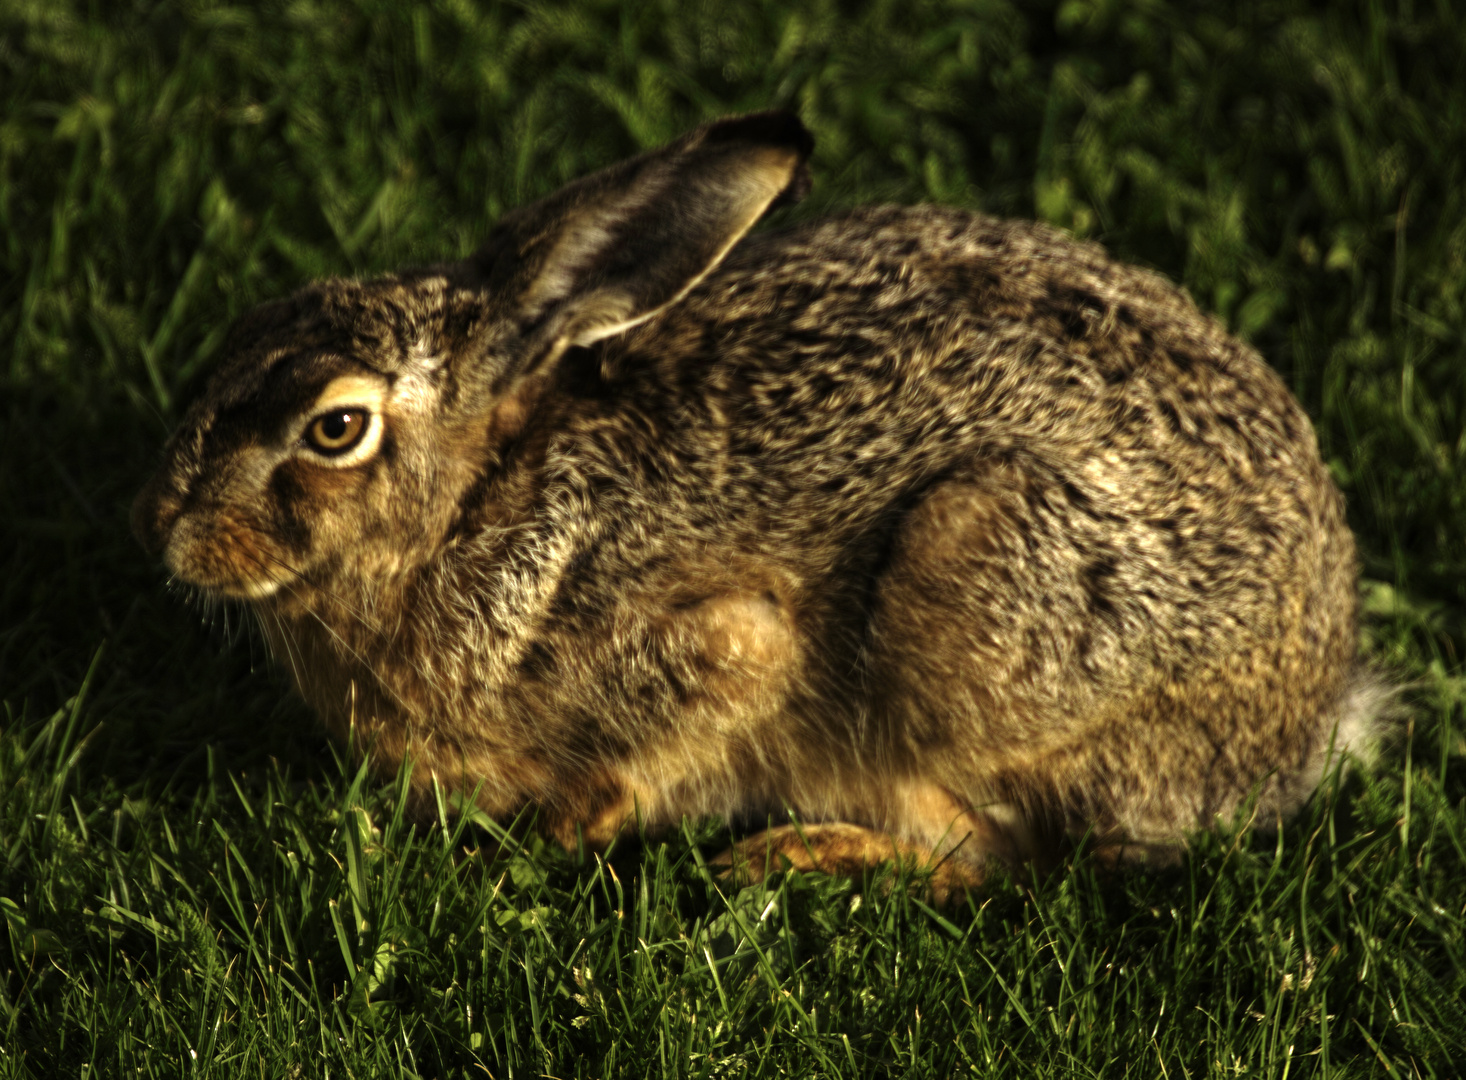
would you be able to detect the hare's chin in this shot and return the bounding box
[220,576,287,602]
[166,561,287,602]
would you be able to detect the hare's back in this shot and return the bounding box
[647,205,1340,530]
[602,204,1357,688]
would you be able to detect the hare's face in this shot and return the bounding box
[131,272,504,603]
[135,111,813,608]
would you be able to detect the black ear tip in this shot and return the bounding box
[700,111,814,209]
[703,110,815,160]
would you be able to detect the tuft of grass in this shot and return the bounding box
[2,0,1464,1075]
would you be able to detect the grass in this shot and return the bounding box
[2,0,1465,1075]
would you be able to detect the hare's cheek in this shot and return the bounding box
[269,457,375,541]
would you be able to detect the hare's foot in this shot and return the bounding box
[712,823,985,902]
[540,774,646,853]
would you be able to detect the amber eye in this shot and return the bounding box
[305,408,369,456]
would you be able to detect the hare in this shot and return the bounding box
[133,111,1386,895]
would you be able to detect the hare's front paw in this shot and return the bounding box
[538,772,644,853]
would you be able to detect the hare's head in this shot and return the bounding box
[133,112,812,604]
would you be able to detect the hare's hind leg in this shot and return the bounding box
[866,461,1360,869]
[713,816,992,902]
[712,775,1051,901]
[864,466,1155,867]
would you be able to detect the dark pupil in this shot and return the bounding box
[322,413,350,440]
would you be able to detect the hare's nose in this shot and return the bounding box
[131,472,183,558]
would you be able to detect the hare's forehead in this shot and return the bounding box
[280,345,446,415]
[200,346,444,435]
[192,276,466,421]
[202,345,372,410]
[310,372,388,413]
[241,279,453,371]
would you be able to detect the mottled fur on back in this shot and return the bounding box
[134,113,1383,893]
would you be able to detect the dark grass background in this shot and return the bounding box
[2,0,1465,1075]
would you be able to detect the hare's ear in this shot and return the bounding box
[479,111,813,376]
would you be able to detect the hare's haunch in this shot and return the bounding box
[134,112,1385,894]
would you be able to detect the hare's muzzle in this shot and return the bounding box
[131,466,293,600]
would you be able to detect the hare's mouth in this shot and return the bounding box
[180,571,287,602]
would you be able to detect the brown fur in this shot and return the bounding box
[133,112,1385,894]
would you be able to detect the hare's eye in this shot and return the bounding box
[306,409,369,456]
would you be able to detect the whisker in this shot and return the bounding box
[261,548,450,699]
[231,545,435,714]
[265,606,306,697]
